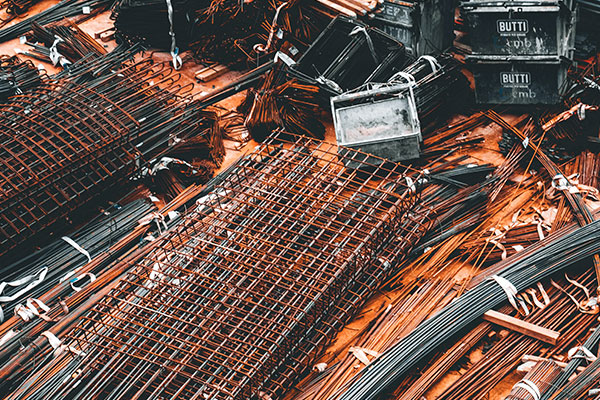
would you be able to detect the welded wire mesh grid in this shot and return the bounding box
[62,132,418,400]
[0,58,210,254]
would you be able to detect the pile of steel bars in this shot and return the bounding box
[5,132,422,400]
[0,56,220,258]
[337,215,600,400]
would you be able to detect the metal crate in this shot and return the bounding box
[332,81,421,168]
[467,55,569,104]
[461,0,577,57]
[372,0,455,56]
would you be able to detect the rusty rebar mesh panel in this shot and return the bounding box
[55,133,417,400]
[0,58,209,256]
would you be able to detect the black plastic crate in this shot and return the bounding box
[461,0,577,57]
[372,0,455,56]
[468,55,569,104]
[293,16,407,92]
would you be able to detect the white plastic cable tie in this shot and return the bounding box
[517,361,536,373]
[315,76,343,93]
[577,103,586,120]
[568,345,597,362]
[313,362,327,372]
[59,267,80,284]
[389,71,416,86]
[490,275,529,315]
[514,379,541,400]
[417,55,441,73]
[522,136,530,148]
[526,288,546,309]
[349,26,378,64]
[405,176,416,193]
[551,174,571,191]
[41,331,62,349]
[349,346,379,365]
[70,273,96,292]
[167,210,180,221]
[61,236,91,263]
[14,298,51,322]
[82,5,90,14]
[14,304,34,322]
[274,51,296,67]
[490,240,507,260]
[0,267,48,303]
[49,35,65,66]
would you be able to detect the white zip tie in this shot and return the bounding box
[405,176,416,193]
[537,282,550,306]
[313,362,327,372]
[70,273,96,292]
[526,288,546,309]
[490,275,529,315]
[61,236,92,263]
[568,346,597,362]
[0,267,48,311]
[349,346,380,366]
[41,331,62,349]
[514,379,541,400]
[14,298,51,322]
[48,35,72,68]
[417,55,441,73]
[274,51,296,67]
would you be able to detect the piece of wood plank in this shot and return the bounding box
[483,310,560,345]
[195,64,229,82]
[316,0,357,17]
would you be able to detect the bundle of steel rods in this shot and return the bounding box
[0,55,43,101]
[20,21,107,66]
[0,0,114,42]
[337,217,600,400]
[111,0,331,67]
[4,132,423,400]
[0,56,221,259]
[111,0,192,49]
[241,64,325,142]
[0,197,155,315]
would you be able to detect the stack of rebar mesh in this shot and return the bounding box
[0,54,223,259]
[3,132,426,400]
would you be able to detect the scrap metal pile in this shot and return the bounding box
[0,1,599,400]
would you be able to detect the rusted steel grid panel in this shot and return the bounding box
[64,133,416,400]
